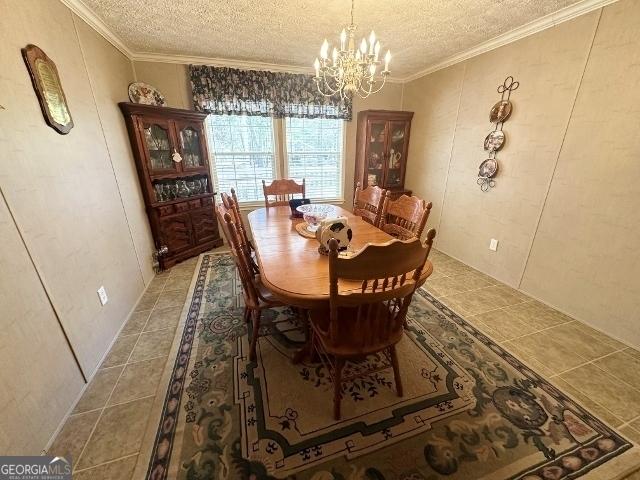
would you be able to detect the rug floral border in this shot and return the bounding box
[415,289,632,479]
[143,254,633,479]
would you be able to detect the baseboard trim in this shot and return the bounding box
[432,247,639,352]
[41,275,156,454]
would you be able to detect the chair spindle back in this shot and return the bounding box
[262,179,305,208]
[325,230,436,352]
[353,182,387,227]
[215,206,260,308]
[381,194,432,240]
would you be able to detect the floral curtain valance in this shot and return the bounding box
[189,65,352,120]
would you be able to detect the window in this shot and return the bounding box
[285,117,343,200]
[206,115,276,203]
[206,115,344,204]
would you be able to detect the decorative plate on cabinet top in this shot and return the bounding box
[128,82,166,106]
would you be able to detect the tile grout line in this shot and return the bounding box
[588,357,640,395]
[429,253,640,428]
[73,275,170,470]
[72,452,139,475]
[557,371,635,427]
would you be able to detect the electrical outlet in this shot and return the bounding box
[489,239,499,251]
[97,286,108,306]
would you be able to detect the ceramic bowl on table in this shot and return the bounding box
[296,204,338,232]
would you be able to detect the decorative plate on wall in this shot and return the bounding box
[478,158,499,178]
[489,100,512,123]
[128,82,166,106]
[484,130,505,152]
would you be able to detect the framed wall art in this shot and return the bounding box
[22,44,74,135]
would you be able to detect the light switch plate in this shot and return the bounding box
[97,286,108,306]
[489,239,499,251]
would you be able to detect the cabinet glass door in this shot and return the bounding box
[141,119,177,173]
[176,121,207,171]
[365,120,387,187]
[384,121,410,188]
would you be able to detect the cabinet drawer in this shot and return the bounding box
[175,202,190,213]
[158,205,175,216]
[201,196,214,207]
[188,199,202,209]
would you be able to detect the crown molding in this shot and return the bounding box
[131,52,311,73]
[130,52,405,82]
[60,0,133,58]
[400,0,619,83]
[62,0,617,84]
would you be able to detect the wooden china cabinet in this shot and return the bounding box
[119,103,222,269]
[354,110,414,199]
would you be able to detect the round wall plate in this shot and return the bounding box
[128,82,166,106]
[478,158,499,178]
[489,100,512,123]
[484,130,505,152]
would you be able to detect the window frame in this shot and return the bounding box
[206,115,346,209]
[281,117,345,205]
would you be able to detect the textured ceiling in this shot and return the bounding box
[81,0,582,78]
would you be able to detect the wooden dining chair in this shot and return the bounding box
[216,204,283,361]
[380,194,433,240]
[353,182,387,227]
[262,178,306,208]
[309,230,436,420]
[221,190,258,274]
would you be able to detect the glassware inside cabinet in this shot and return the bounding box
[144,124,173,170]
[152,175,210,203]
[367,121,386,187]
[180,127,204,168]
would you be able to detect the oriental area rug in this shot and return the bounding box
[135,253,638,480]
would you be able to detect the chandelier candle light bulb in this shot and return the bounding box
[321,39,329,59]
[312,0,391,99]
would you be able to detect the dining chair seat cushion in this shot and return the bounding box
[309,303,404,357]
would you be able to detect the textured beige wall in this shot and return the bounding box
[403,64,465,235]
[520,0,640,344]
[403,0,640,347]
[133,60,404,210]
[75,18,155,285]
[0,0,155,452]
[0,197,84,454]
[134,61,191,109]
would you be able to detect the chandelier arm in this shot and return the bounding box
[365,77,387,96]
[313,0,390,100]
[318,73,341,96]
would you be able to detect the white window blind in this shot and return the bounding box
[206,115,276,203]
[285,117,343,200]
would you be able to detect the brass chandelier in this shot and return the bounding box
[313,0,391,100]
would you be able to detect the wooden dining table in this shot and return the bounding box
[247,205,434,310]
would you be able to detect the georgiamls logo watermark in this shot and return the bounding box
[0,456,71,480]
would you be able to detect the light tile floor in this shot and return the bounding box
[47,249,640,478]
[47,256,199,478]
